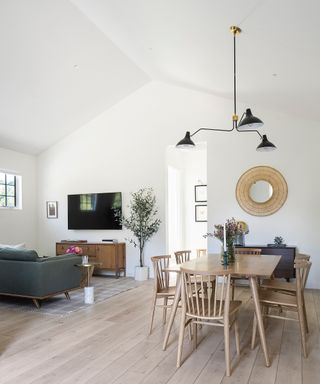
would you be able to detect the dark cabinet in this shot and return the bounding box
[235,245,296,280]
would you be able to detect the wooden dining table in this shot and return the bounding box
[162,253,281,367]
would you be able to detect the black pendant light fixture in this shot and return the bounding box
[176,26,276,151]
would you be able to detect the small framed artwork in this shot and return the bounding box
[46,201,58,219]
[195,184,207,202]
[195,205,207,222]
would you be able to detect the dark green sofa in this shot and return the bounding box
[0,247,83,308]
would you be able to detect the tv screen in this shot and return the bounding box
[68,192,122,230]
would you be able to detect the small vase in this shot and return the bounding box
[220,240,235,265]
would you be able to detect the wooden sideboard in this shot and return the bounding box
[56,242,126,278]
[235,245,296,280]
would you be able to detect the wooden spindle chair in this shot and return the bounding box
[177,269,242,376]
[260,255,312,332]
[231,248,262,299]
[174,250,191,264]
[252,259,311,357]
[149,255,176,334]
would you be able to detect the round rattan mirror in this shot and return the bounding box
[236,166,287,216]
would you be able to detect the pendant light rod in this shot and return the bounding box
[176,25,276,151]
[231,26,241,129]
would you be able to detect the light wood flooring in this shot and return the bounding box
[0,279,319,384]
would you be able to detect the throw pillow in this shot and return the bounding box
[0,248,39,261]
[0,243,26,249]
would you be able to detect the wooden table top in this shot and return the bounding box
[165,253,281,278]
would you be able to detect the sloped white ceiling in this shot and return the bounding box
[0,0,149,154]
[1,0,319,154]
[73,0,320,121]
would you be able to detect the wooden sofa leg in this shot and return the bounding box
[65,292,71,300]
[32,299,40,309]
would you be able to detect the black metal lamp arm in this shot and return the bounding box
[190,125,235,138]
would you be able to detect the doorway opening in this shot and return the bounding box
[166,142,207,258]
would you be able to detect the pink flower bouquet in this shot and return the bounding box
[66,246,83,255]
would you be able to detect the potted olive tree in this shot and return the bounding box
[122,188,161,281]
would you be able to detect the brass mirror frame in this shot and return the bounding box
[236,166,288,216]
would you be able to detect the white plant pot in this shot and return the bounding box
[84,286,94,304]
[134,266,149,281]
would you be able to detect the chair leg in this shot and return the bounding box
[163,297,168,324]
[224,321,231,377]
[231,280,235,300]
[149,293,157,335]
[297,303,308,358]
[251,313,257,350]
[192,322,197,350]
[176,305,187,368]
[302,297,309,334]
[234,318,240,355]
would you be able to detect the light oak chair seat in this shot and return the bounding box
[260,279,296,293]
[157,286,176,296]
[258,290,298,307]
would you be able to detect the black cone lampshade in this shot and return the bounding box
[238,108,264,130]
[256,134,276,151]
[176,131,195,148]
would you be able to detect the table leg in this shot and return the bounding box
[87,267,90,287]
[162,273,181,351]
[249,276,271,367]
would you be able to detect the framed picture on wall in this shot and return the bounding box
[195,184,207,202]
[195,205,207,222]
[46,201,58,219]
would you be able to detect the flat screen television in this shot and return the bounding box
[68,192,122,230]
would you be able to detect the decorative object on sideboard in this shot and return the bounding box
[267,236,287,247]
[236,166,288,216]
[121,188,161,281]
[176,26,276,152]
[46,201,58,219]
[234,221,249,246]
[66,246,83,255]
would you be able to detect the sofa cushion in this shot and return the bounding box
[0,243,26,249]
[0,248,39,261]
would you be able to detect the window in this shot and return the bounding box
[0,172,16,208]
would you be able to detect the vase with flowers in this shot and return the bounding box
[205,218,245,264]
[66,246,83,255]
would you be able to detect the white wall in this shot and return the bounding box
[37,81,209,274]
[37,81,320,287]
[207,110,320,289]
[0,147,37,248]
